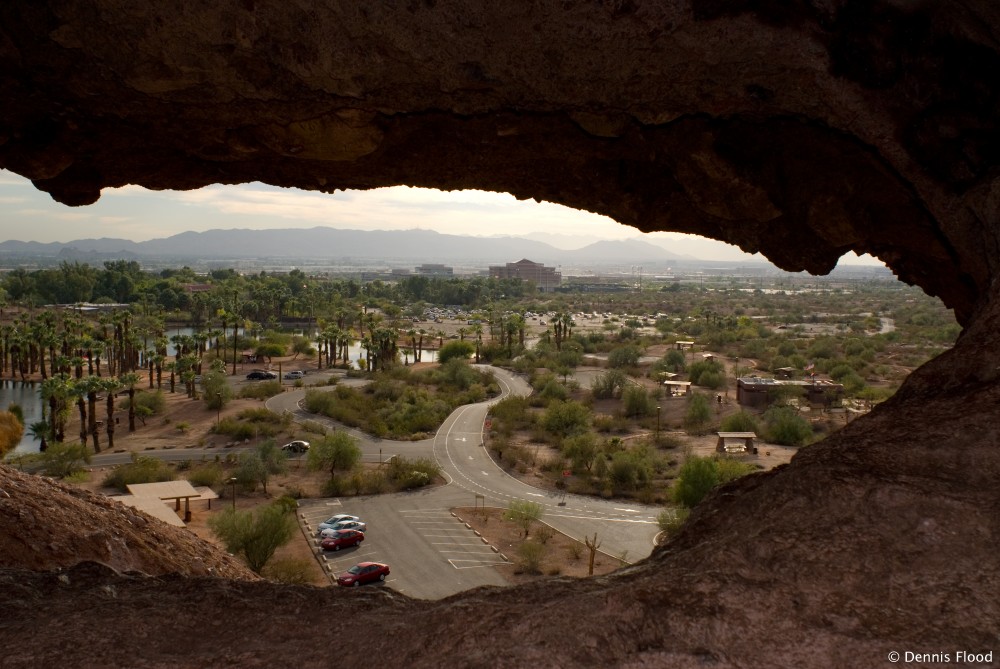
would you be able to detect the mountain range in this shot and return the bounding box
[0,227,707,268]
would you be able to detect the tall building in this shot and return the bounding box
[488,259,561,292]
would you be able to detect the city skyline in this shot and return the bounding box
[0,170,881,265]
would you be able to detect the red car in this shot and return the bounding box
[320,529,365,551]
[337,562,390,587]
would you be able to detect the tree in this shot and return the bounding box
[562,433,598,472]
[118,372,142,432]
[208,502,297,574]
[541,400,590,439]
[437,339,475,363]
[307,431,362,477]
[608,344,642,369]
[0,410,24,456]
[720,411,759,433]
[254,342,286,364]
[202,369,232,411]
[503,499,543,537]
[235,441,288,495]
[622,385,656,417]
[763,406,813,446]
[672,456,720,508]
[683,393,712,434]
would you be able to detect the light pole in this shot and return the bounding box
[216,392,222,427]
[226,476,237,511]
[656,406,661,441]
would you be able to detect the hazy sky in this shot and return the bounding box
[0,169,881,265]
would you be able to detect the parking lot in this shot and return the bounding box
[297,497,510,599]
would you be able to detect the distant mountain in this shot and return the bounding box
[0,227,699,267]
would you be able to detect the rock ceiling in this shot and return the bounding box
[1,2,999,667]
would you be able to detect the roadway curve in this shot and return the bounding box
[267,365,661,563]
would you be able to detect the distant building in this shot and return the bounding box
[415,263,454,276]
[488,259,561,292]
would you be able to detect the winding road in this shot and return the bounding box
[91,365,662,599]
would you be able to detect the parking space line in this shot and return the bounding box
[430,541,485,546]
[437,549,497,555]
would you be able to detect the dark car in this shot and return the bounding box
[246,370,270,380]
[337,561,389,587]
[320,529,365,551]
[281,440,310,454]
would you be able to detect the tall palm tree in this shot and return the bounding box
[103,377,122,450]
[118,372,141,432]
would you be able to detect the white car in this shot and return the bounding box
[280,440,310,454]
[317,514,361,533]
[320,520,367,537]
[284,370,305,379]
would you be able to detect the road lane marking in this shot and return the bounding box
[526,493,543,497]
[614,508,640,513]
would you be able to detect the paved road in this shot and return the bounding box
[91,364,662,598]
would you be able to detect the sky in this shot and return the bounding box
[0,169,882,265]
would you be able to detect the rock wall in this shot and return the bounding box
[1,2,999,667]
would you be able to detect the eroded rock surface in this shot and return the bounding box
[1,2,1000,667]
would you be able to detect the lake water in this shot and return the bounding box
[1,330,441,455]
[0,382,46,454]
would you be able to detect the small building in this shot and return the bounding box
[674,340,695,351]
[737,376,845,408]
[774,367,795,379]
[661,380,692,397]
[716,432,757,455]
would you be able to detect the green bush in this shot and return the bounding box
[38,442,91,478]
[187,462,223,487]
[608,345,642,369]
[387,456,441,490]
[720,411,759,433]
[541,400,590,439]
[515,540,546,575]
[763,406,813,446]
[657,507,690,536]
[438,339,475,363]
[683,393,712,434]
[622,385,656,417]
[239,380,283,400]
[102,455,177,492]
[671,456,720,508]
[125,390,166,417]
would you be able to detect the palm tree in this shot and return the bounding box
[118,372,142,432]
[103,377,122,450]
[28,419,48,452]
[78,375,104,453]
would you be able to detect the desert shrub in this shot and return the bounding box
[38,442,91,478]
[490,395,534,432]
[762,406,813,446]
[239,380,283,400]
[102,455,176,492]
[539,378,569,401]
[591,369,628,399]
[387,456,441,490]
[438,339,475,363]
[299,420,328,436]
[562,433,599,473]
[208,501,297,574]
[541,400,590,439]
[720,411,759,433]
[504,499,543,537]
[321,475,348,497]
[696,370,726,390]
[671,456,720,508]
[622,385,656,417]
[515,540,546,575]
[683,394,712,434]
[534,525,555,545]
[608,345,642,369]
[261,557,314,585]
[187,462,223,487]
[688,359,725,386]
[125,390,166,417]
[657,507,691,537]
[716,458,758,483]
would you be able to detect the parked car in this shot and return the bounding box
[246,370,276,380]
[320,520,367,537]
[317,514,361,533]
[320,529,365,551]
[284,370,304,379]
[337,562,389,587]
[280,440,310,453]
